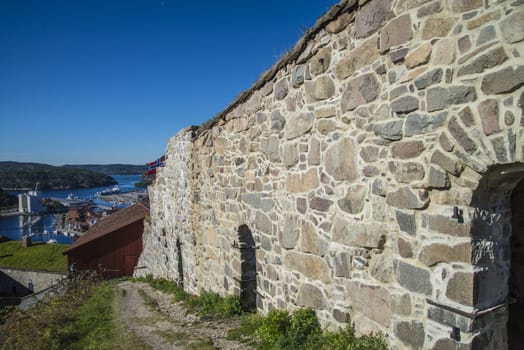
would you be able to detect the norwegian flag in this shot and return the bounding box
[144,155,166,176]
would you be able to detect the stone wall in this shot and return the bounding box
[0,268,66,294]
[137,0,524,348]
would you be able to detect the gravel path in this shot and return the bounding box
[115,281,250,350]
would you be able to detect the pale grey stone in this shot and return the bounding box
[431,150,462,176]
[274,78,288,101]
[386,186,428,209]
[332,218,385,248]
[325,138,358,182]
[500,10,524,44]
[388,161,425,183]
[271,110,286,131]
[427,166,450,188]
[395,259,432,295]
[427,86,477,112]
[338,185,367,214]
[414,68,443,90]
[354,0,392,38]
[481,66,524,95]
[395,321,426,348]
[373,120,404,141]
[279,216,299,249]
[395,210,416,235]
[391,96,419,114]
[261,136,281,162]
[285,112,314,139]
[335,252,351,278]
[405,112,447,136]
[282,143,299,168]
[292,66,306,87]
[457,46,508,77]
[297,283,326,309]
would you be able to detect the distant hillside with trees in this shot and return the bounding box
[63,164,146,175]
[0,188,17,209]
[0,161,117,190]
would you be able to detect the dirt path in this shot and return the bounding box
[115,281,250,350]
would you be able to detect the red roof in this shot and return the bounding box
[64,202,149,254]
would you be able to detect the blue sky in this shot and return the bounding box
[0,0,337,165]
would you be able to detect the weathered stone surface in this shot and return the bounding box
[414,68,442,90]
[305,76,335,102]
[279,216,299,249]
[439,132,454,152]
[335,39,379,79]
[214,137,228,155]
[478,99,501,136]
[310,46,331,76]
[467,10,501,30]
[458,106,474,127]
[271,110,286,131]
[427,86,477,112]
[434,339,470,350]
[300,221,324,255]
[391,96,419,114]
[354,0,392,38]
[417,1,441,17]
[297,283,326,308]
[427,166,450,188]
[326,11,353,34]
[396,0,431,12]
[261,136,281,162]
[391,140,425,159]
[315,106,336,119]
[360,145,380,162]
[389,48,409,63]
[380,14,412,53]
[422,214,470,236]
[432,38,455,65]
[500,10,524,43]
[348,281,392,327]
[431,150,463,176]
[332,309,350,323]
[476,25,496,46]
[450,0,482,12]
[422,17,454,39]
[398,237,414,257]
[318,119,336,134]
[335,251,351,278]
[297,197,307,214]
[284,252,331,283]
[389,161,425,183]
[373,120,404,141]
[395,321,426,348]
[274,78,288,101]
[286,169,319,193]
[282,143,299,168]
[457,46,508,77]
[310,197,333,212]
[395,259,433,295]
[325,138,358,182]
[292,66,305,87]
[405,42,432,68]
[255,211,272,235]
[244,92,262,114]
[419,242,471,266]
[446,272,474,306]
[448,116,476,154]
[481,66,524,95]
[332,217,385,248]
[242,193,261,209]
[341,73,380,112]
[308,138,320,165]
[370,251,394,283]
[396,210,416,235]
[285,112,314,139]
[405,112,447,136]
[386,186,428,209]
[338,185,367,214]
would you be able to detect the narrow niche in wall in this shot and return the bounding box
[176,238,184,285]
[235,224,257,311]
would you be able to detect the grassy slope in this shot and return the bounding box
[0,241,68,272]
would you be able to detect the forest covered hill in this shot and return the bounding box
[0,161,117,190]
[63,163,146,175]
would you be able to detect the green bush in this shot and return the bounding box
[257,309,291,349]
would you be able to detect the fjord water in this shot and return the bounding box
[0,175,142,244]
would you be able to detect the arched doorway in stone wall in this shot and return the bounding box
[469,164,524,349]
[235,224,257,310]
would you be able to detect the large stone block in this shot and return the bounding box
[335,251,352,278]
[395,259,433,295]
[335,38,380,80]
[430,150,462,176]
[341,73,380,112]
[395,210,416,235]
[457,46,508,77]
[427,86,477,112]
[391,96,419,114]
[386,186,429,209]
[448,116,476,154]
[405,42,432,68]
[373,120,404,141]
[354,0,392,38]
[395,321,426,348]
[282,143,299,168]
[500,10,524,44]
[422,17,454,39]
[380,14,412,53]
[481,66,524,95]
[305,76,335,102]
[446,271,474,306]
[391,140,425,159]
[279,216,299,250]
[300,221,323,255]
[286,169,319,193]
[296,283,325,309]
[348,281,392,327]
[285,111,314,140]
[388,161,425,183]
[338,184,367,214]
[325,138,358,182]
[310,46,331,75]
[405,112,447,136]
[478,99,501,136]
[419,242,471,266]
[310,197,333,212]
[284,251,331,283]
[274,78,289,101]
[421,214,470,236]
[261,136,281,162]
[370,251,394,283]
[332,217,385,248]
[450,0,482,12]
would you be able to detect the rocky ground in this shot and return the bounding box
[115,281,251,350]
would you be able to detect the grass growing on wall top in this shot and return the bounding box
[0,241,68,272]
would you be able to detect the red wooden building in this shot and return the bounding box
[64,202,149,278]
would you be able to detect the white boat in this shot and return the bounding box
[46,239,57,244]
[100,185,120,195]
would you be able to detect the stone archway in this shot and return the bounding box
[469,164,524,349]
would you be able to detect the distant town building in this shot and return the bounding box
[18,191,43,214]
